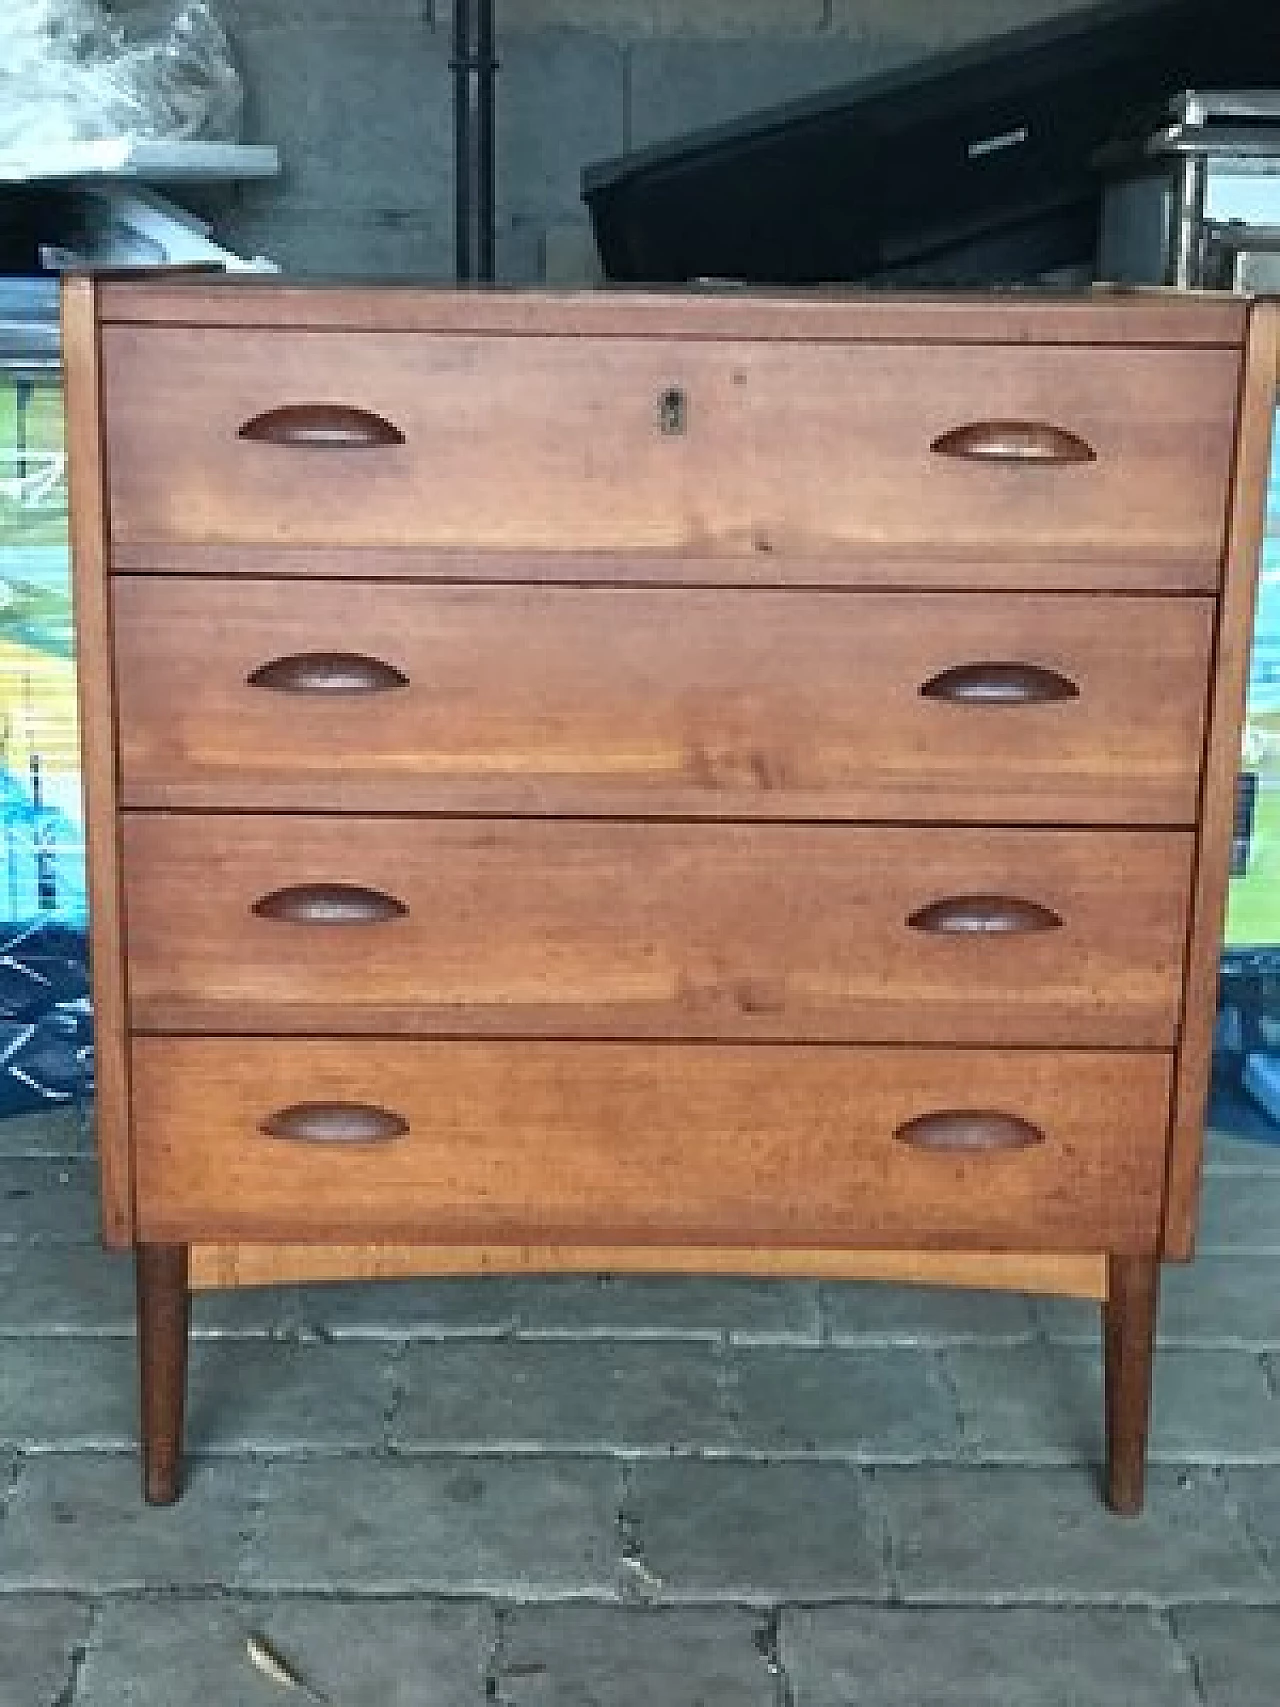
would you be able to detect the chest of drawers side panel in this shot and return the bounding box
[62,278,133,1248]
[1166,301,1280,1260]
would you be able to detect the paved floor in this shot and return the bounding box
[1,1107,1279,1705]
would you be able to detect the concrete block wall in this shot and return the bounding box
[108,0,1103,279]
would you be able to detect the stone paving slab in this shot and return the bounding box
[623,1459,889,1603]
[243,1456,624,1597]
[1198,1175,1280,1253]
[822,1282,1040,1345]
[729,1346,961,1459]
[1036,1260,1280,1349]
[0,1105,90,1158]
[0,1454,262,1591]
[391,1340,735,1454]
[0,1337,136,1450]
[1225,1467,1280,1572]
[878,1467,1273,1605]
[945,1344,1280,1465]
[78,1595,496,1707]
[0,1596,93,1707]
[1170,1606,1280,1707]
[1205,1132,1280,1174]
[0,1156,99,1244]
[187,1340,396,1453]
[781,1606,1201,1707]
[496,1605,778,1706]
[0,1244,133,1334]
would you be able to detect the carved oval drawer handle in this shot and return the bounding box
[895,1110,1046,1153]
[907,895,1063,935]
[247,652,409,694]
[252,883,408,926]
[259,1102,409,1144]
[920,662,1079,705]
[930,420,1096,464]
[238,403,404,449]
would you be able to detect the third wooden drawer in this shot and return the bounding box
[121,815,1193,1046]
[112,579,1214,824]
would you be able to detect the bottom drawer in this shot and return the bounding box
[131,1040,1171,1254]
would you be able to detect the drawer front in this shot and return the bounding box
[113,580,1213,824]
[101,327,1238,568]
[131,1039,1172,1253]
[122,815,1193,1046]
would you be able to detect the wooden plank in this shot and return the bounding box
[188,1241,1109,1300]
[131,1038,1172,1255]
[112,580,1215,826]
[1165,302,1280,1260]
[61,276,133,1248]
[93,279,1249,346]
[122,815,1194,1048]
[100,327,1239,565]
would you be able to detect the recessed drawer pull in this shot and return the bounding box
[247,652,409,694]
[895,1110,1045,1153]
[259,1102,409,1144]
[930,420,1096,464]
[238,403,405,449]
[252,883,408,926]
[920,662,1079,705]
[907,895,1063,935]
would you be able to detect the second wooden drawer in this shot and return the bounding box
[122,816,1193,1045]
[113,580,1214,823]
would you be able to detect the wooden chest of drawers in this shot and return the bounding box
[62,278,1277,1513]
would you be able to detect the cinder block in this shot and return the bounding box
[782,1606,1201,1707]
[0,1106,90,1158]
[824,0,1101,49]
[496,1606,777,1706]
[234,23,453,213]
[390,1339,736,1452]
[1199,1176,1280,1254]
[1224,1466,1280,1571]
[0,1454,263,1590]
[729,1346,961,1459]
[0,1245,134,1335]
[624,1459,890,1603]
[500,31,626,224]
[79,1596,495,1707]
[218,205,453,277]
[497,1,823,34]
[244,1455,624,1595]
[880,1466,1270,1603]
[0,1597,94,1707]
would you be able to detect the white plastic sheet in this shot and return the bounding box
[0,1,243,153]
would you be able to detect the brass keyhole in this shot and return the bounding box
[658,386,688,436]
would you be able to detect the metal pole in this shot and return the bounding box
[452,0,497,282]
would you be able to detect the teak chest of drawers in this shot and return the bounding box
[63,277,1278,1512]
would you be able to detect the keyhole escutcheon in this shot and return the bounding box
[658,386,688,436]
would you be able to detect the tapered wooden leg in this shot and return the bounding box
[1103,1255,1160,1517]
[136,1243,190,1505]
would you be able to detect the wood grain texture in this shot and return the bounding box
[122,815,1194,1047]
[61,277,133,1248]
[112,580,1215,825]
[1104,1255,1160,1517]
[1165,302,1280,1260]
[136,1243,188,1506]
[131,1039,1172,1255]
[187,1242,1109,1300]
[92,278,1250,345]
[101,326,1239,564]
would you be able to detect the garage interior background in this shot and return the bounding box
[105,0,1103,283]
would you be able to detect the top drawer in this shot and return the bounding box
[100,328,1239,575]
